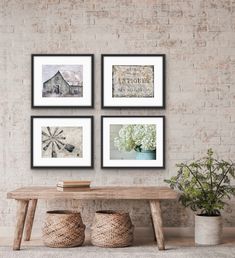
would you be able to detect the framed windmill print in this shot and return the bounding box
[31,116,93,168]
[101,116,165,168]
[101,54,165,108]
[32,54,94,108]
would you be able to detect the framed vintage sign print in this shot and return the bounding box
[101,54,165,108]
[31,116,93,168]
[101,116,165,168]
[32,54,94,108]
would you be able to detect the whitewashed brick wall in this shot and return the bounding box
[0,0,234,232]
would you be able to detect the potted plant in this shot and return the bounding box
[164,149,235,245]
[114,124,156,160]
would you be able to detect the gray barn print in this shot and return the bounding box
[42,127,83,158]
[42,65,83,97]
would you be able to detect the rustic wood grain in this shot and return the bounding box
[7,186,178,200]
[150,216,157,241]
[149,200,165,250]
[24,199,38,241]
[8,186,177,251]
[13,200,29,250]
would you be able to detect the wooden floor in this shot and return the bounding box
[1,227,234,247]
[0,228,234,258]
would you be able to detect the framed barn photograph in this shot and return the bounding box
[101,54,165,108]
[101,116,165,168]
[32,54,94,108]
[31,116,93,168]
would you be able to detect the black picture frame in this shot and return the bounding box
[101,54,165,109]
[32,54,94,108]
[31,116,94,169]
[101,116,165,169]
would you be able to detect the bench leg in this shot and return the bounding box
[24,199,38,241]
[13,200,29,250]
[150,216,157,241]
[149,200,165,250]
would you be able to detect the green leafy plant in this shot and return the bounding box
[164,149,235,216]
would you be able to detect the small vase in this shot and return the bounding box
[135,150,156,160]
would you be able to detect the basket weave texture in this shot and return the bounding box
[91,210,134,248]
[42,210,85,248]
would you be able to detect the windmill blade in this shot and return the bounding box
[42,131,50,137]
[47,127,52,136]
[56,139,65,146]
[51,142,57,158]
[55,140,62,150]
[42,138,51,144]
[56,136,66,140]
[52,127,59,136]
[43,141,51,151]
[54,130,64,137]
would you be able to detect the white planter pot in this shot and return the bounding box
[195,214,222,245]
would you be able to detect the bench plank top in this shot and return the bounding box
[7,186,178,200]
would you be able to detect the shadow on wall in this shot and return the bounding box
[44,199,194,228]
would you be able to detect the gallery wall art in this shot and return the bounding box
[31,54,166,169]
[101,54,165,108]
[31,116,93,168]
[101,116,165,168]
[32,54,94,108]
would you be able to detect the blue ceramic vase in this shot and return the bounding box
[135,150,156,160]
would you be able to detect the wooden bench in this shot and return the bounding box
[7,186,178,251]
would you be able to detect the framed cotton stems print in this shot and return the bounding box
[102,54,165,108]
[101,116,165,168]
[31,116,93,168]
[32,54,94,108]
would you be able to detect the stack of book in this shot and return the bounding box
[57,180,91,191]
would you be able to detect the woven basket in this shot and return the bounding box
[42,210,85,248]
[91,210,134,248]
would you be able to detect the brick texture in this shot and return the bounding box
[0,0,234,231]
